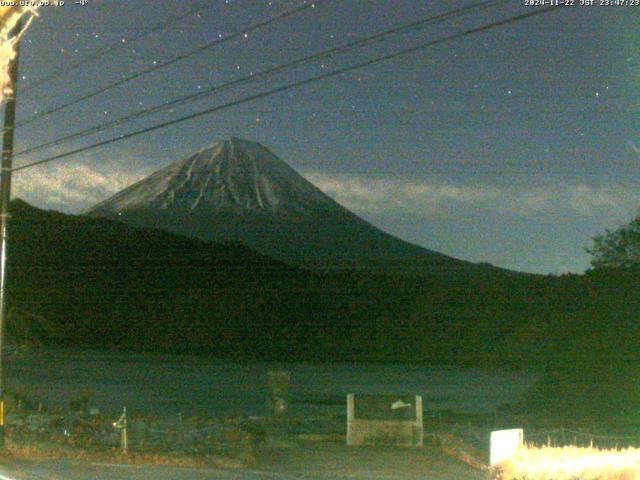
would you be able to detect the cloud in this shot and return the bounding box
[9,156,639,224]
[13,160,148,213]
[302,171,640,220]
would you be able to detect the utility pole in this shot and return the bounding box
[0,18,22,448]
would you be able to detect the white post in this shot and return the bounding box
[415,395,423,447]
[346,393,354,446]
[121,417,128,453]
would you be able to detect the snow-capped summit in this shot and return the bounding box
[88,138,474,274]
[90,137,336,216]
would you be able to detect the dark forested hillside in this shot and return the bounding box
[6,199,640,383]
[3,200,549,364]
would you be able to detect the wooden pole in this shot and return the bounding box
[0,18,22,448]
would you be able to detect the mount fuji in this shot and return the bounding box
[88,137,490,274]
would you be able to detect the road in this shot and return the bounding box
[0,444,486,479]
[0,461,424,480]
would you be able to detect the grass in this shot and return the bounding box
[0,393,261,470]
[0,428,257,469]
[0,437,255,469]
[495,445,640,480]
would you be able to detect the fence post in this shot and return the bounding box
[346,393,355,446]
[113,406,128,453]
[415,395,423,447]
[266,370,290,446]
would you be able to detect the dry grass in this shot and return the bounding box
[495,444,640,480]
[0,437,254,470]
[436,432,487,470]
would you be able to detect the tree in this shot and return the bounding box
[588,216,640,269]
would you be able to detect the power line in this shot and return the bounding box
[23,0,215,92]
[15,0,326,129]
[13,5,563,174]
[14,0,507,157]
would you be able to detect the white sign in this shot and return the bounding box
[490,428,523,466]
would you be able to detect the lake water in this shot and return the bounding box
[4,348,537,421]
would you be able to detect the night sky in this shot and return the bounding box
[7,0,639,274]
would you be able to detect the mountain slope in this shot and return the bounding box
[6,199,549,363]
[7,199,305,356]
[88,137,487,275]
